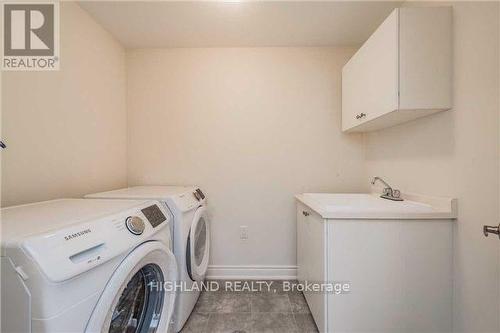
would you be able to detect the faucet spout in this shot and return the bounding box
[371,176,392,189]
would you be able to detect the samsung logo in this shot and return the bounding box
[64,229,91,241]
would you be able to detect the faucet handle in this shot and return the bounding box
[393,190,401,198]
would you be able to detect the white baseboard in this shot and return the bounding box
[206,265,297,280]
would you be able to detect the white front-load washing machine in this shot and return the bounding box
[1,198,178,333]
[85,186,210,332]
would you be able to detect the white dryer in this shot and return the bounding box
[85,186,210,332]
[1,198,177,333]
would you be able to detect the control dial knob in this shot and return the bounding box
[125,216,145,235]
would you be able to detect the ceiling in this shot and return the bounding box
[78,1,402,49]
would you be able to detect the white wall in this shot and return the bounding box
[126,47,366,276]
[365,2,499,331]
[1,2,127,207]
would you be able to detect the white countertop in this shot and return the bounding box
[295,193,457,220]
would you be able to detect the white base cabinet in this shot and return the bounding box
[342,7,452,132]
[296,202,453,333]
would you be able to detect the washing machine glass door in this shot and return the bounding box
[108,264,163,333]
[85,241,177,333]
[187,206,210,281]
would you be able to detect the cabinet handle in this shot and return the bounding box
[483,224,500,239]
[355,113,367,120]
[302,211,310,217]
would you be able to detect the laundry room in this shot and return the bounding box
[1,1,499,333]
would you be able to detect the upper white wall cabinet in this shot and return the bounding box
[342,7,452,132]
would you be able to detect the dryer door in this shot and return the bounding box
[187,206,210,281]
[85,241,177,333]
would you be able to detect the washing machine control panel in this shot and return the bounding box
[141,204,167,228]
[21,200,172,283]
[125,216,145,235]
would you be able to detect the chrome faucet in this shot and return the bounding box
[371,177,403,201]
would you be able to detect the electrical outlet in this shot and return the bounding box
[240,226,248,240]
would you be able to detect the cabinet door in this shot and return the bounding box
[327,221,452,332]
[296,203,307,283]
[297,204,327,332]
[305,212,327,333]
[342,9,399,131]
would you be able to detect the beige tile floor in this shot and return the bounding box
[180,280,319,333]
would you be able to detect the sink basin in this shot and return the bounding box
[295,193,457,219]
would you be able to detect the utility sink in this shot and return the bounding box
[295,192,457,332]
[295,192,457,220]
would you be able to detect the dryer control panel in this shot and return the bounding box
[171,187,206,212]
[193,188,206,201]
